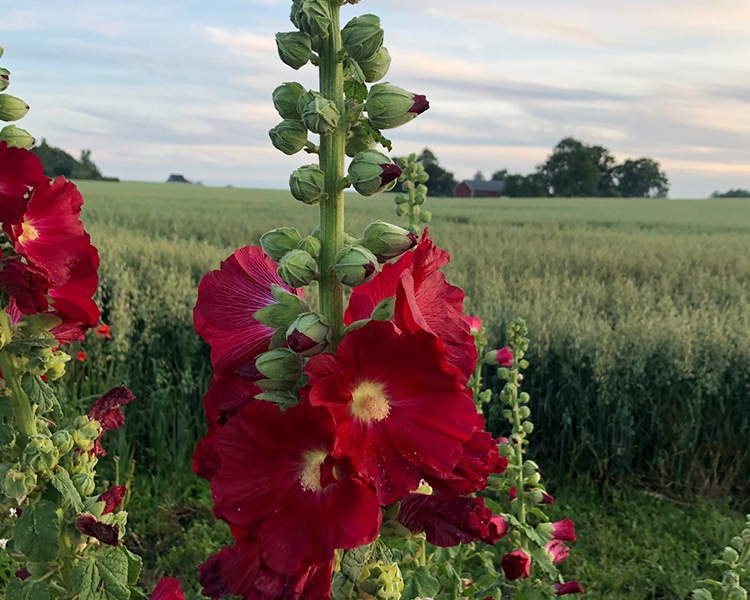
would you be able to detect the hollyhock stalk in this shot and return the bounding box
[0,312,34,441]
[317,3,346,349]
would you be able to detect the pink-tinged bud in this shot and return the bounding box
[0,93,29,122]
[552,581,584,595]
[509,486,555,504]
[348,149,402,196]
[550,518,576,542]
[0,68,9,92]
[365,83,430,130]
[0,124,35,149]
[360,220,418,262]
[501,550,531,581]
[286,312,330,356]
[333,245,378,287]
[482,515,509,545]
[545,539,570,563]
[484,346,513,366]
[463,315,482,334]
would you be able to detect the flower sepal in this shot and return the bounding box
[275,31,313,70]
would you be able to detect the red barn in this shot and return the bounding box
[454,179,505,198]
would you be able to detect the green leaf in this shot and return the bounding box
[50,468,84,513]
[5,579,51,600]
[72,546,131,600]
[21,374,58,413]
[0,399,15,445]
[344,79,368,104]
[121,545,143,586]
[401,565,440,600]
[14,500,60,563]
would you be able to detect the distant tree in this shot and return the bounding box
[392,148,456,197]
[503,172,549,198]
[31,139,116,181]
[614,158,669,198]
[710,188,750,198]
[491,169,507,182]
[541,137,617,197]
[473,170,485,181]
[71,149,104,180]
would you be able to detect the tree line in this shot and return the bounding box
[395,137,671,198]
[30,139,118,181]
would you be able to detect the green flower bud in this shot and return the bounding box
[365,83,429,130]
[521,421,534,435]
[360,220,418,262]
[528,488,544,504]
[730,536,745,551]
[722,546,740,564]
[0,93,29,122]
[522,460,539,477]
[345,120,376,158]
[25,434,59,474]
[420,210,432,224]
[254,348,303,391]
[357,562,404,600]
[348,150,402,196]
[269,119,308,155]
[728,589,747,600]
[3,468,36,501]
[359,47,391,83]
[52,430,75,456]
[334,245,378,287]
[297,235,321,258]
[277,249,319,288]
[341,14,384,62]
[72,472,96,497]
[253,284,308,328]
[275,31,313,70]
[286,312,330,356]
[690,590,713,600]
[301,96,340,135]
[72,416,103,453]
[290,0,332,39]
[289,164,327,205]
[273,82,306,119]
[0,68,9,92]
[261,227,303,261]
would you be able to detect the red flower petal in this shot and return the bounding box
[0,142,44,224]
[88,385,135,456]
[194,246,303,377]
[304,320,478,504]
[75,514,119,546]
[210,399,381,574]
[150,577,185,600]
[98,485,127,514]
[502,549,531,581]
[0,258,50,314]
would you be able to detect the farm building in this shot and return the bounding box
[454,179,505,198]
[166,174,191,183]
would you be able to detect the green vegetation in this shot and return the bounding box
[31,138,118,180]
[67,181,749,596]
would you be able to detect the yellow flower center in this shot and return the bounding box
[18,221,39,244]
[299,450,327,492]
[351,381,390,422]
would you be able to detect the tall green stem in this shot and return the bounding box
[0,312,35,442]
[317,3,346,349]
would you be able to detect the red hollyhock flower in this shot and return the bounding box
[552,581,584,595]
[88,385,136,456]
[202,373,264,426]
[194,245,303,377]
[0,142,44,224]
[397,492,505,547]
[200,531,333,600]
[550,518,576,542]
[75,514,119,546]
[344,233,477,382]
[98,485,127,514]
[424,413,507,495]
[4,176,90,286]
[304,320,478,504]
[501,549,531,581]
[210,399,381,575]
[545,539,570,564]
[151,577,185,600]
[0,258,50,314]
[463,314,482,334]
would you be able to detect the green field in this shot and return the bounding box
[67,181,750,598]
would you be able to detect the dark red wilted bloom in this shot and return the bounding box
[210,399,381,575]
[98,485,127,514]
[345,232,477,383]
[553,581,584,595]
[88,385,136,456]
[546,539,570,564]
[397,492,505,547]
[0,142,44,224]
[151,577,185,600]
[194,245,303,377]
[0,258,50,314]
[501,549,531,581]
[201,531,333,600]
[409,94,429,115]
[304,320,478,505]
[15,567,31,581]
[95,323,112,339]
[75,514,119,546]
[550,518,576,542]
[380,162,402,186]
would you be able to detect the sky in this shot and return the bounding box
[2,0,750,198]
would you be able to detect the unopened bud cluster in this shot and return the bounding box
[0,46,34,148]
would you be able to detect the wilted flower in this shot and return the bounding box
[501,549,531,581]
